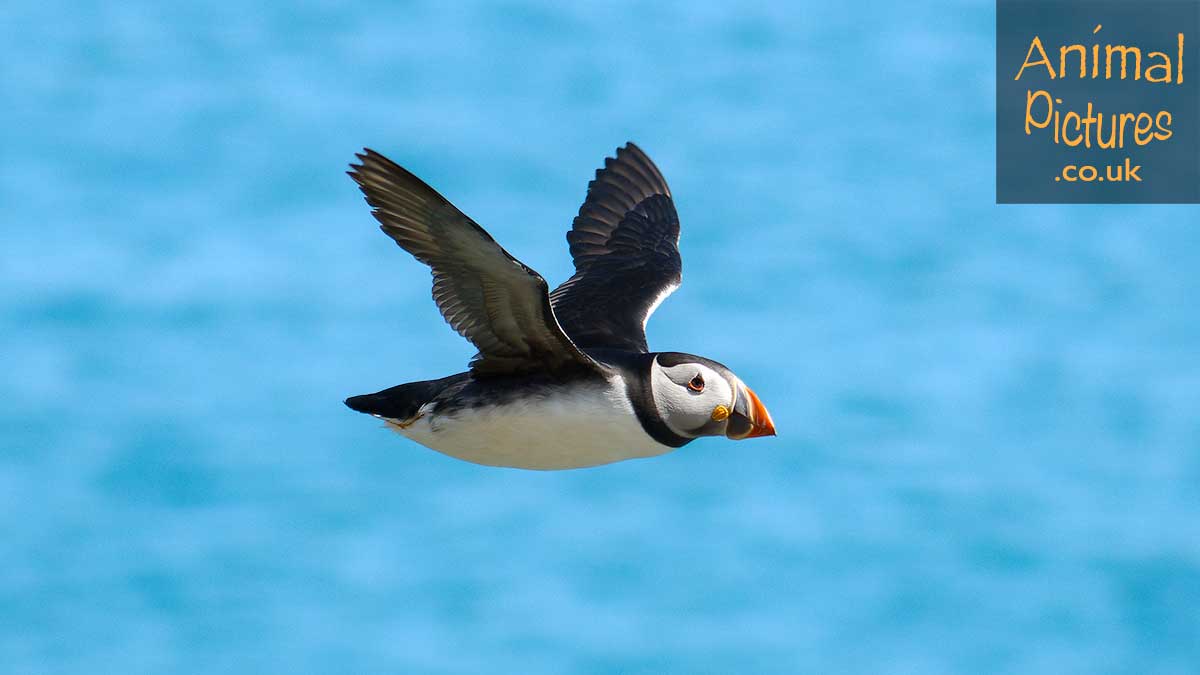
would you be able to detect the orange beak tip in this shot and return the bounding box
[742,385,777,439]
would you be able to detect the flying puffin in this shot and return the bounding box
[344,142,775,470]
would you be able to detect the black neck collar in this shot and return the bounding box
[594,350,692,449]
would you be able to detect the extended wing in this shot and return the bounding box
[349,149,599,377]
[549,143,681,353]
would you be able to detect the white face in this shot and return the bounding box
[649,357,738,437]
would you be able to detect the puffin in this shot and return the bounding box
[344,142,775,470]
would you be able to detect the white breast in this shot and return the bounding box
[381,376,673,470]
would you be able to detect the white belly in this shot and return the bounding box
[383,379,672,470]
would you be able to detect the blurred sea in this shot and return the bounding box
[3,1,1200,673]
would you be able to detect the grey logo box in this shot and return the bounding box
[996,0,1200,203]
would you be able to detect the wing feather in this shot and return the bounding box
[349,149,598,377]
[550,143,682,352]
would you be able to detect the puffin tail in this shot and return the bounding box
[344,373,469,420]
[344,392,392,416]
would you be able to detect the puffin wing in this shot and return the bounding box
[349,149,599,377]
[549,142,682,353]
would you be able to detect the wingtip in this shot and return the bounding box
[348,148,380,173]
[606,141,653,169]
[621,141,651,160]
[359,148,396,167]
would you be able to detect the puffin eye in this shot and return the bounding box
[687,374,705,392]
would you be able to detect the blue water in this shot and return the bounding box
[3,2,1200,673]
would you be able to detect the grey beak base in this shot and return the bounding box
[724,385,754,439]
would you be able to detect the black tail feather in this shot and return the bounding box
[344,373,469,420]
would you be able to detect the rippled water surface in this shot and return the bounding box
[3,2,1200,673]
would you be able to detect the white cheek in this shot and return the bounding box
[706,376,734,409]
[650,366,690,435]
[651,366,731,435]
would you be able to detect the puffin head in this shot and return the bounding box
[647,352,776,441]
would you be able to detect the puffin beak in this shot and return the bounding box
[725,383,776,440]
